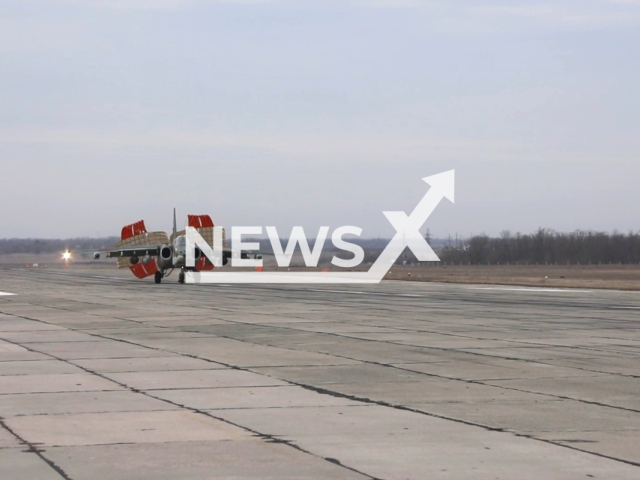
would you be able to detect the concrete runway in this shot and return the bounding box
[1,267,639,479]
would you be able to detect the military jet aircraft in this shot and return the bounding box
[80,210,243,284]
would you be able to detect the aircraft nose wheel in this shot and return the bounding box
[178,271,185,284]
[154,271,162,284]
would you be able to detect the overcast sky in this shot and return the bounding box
[1,0,639,239]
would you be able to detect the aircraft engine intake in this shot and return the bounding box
[158,245,173,269]
[93,252,101,259]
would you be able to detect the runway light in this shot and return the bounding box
[63,251,71,261]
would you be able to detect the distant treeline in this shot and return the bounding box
[0,238,120,255]
[0,236,395,257]
[439,229,640,265]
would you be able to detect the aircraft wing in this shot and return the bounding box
[105,245,161,258]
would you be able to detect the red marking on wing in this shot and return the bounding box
[187,215,214,228]
[129,259,159,279]
[121,220,147,240]
[196,257,214,271]
[120,220,159,279]
[188,215,215,271]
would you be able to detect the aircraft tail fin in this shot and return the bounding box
[172,208,177,240]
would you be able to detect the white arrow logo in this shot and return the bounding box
[367,170,455,281]
[186,170,455,284]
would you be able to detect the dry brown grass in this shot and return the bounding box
[384,264,640,290]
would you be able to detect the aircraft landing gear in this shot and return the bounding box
[154,271,163,284]
[178,271,185,284]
